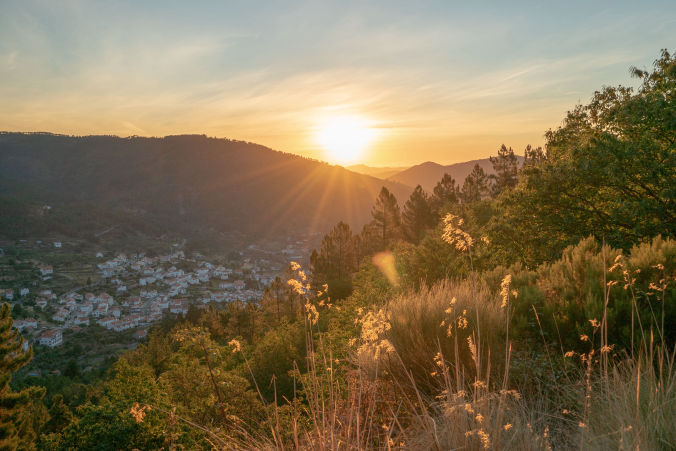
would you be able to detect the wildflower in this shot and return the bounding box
[228,339,241,353]
[305,302,319,325]
[458,316,468,329]
[475,413,484,423]
[467,336,477,364]
[287,279,306,295]
[578,422,587,428]
[589,319,600,328]
[564,351,575,358]
[500,274,512,309]
[481,236,490,245]
[433,352,444,367]
[601,345,613,354]
[477,429,490,449]
[580,335,589,342]
[653,263,664,271]
[130,403,151,423]
[442,213,474,252]
[503,423,512,431]
[472,380,487,389]
[648,282,662,292]
[464,403,474,414]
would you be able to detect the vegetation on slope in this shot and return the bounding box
[0,50,674,450]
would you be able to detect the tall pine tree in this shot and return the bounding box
[402,185,436,243]
[489,144,519,196]
[370,187,402,248]
[461,164,490,203]
[311,221,357,299]
[430,173,461,217]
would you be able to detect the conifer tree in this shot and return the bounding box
[430,173,461,216]
[522,144,546,168]
[370,187,402,247]
[461,164,490,203]
[311,221,357,299]
[0,303,42,450]
[489,144,519,196]
[402,185,436,243]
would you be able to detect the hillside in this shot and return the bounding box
[346,164,408,180]
[0,133,412,245]
[388,157,523,192]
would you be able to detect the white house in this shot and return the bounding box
[39,330,63,347]
[39,265,53,277]
[53,242,62,248]
[1,289,13,301]
[98,317,115,328]
[52,310,68,323]
[74,315,90,326]
[19,288,29,297]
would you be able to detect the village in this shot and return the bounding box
[0,237,314,353]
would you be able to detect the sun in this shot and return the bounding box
[315,115,377,165]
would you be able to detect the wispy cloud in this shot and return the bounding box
[0,0,673,165]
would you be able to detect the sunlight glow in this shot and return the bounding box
[315,115,377,164]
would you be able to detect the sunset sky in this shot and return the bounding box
[1,1,674,166]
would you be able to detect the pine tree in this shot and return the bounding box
[522,144,546,168]
[430,173,460,216]
[402,185,436,243]
[461,164,490,203]
[489,144,519,196]
[311,222,357,299]
[370,187,402,247]
[0,303,42,450]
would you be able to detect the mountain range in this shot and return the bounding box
[350,157,523,193]
[0,133,412,246]
[0,132,521,249]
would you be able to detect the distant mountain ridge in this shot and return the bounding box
[346,164,408,180]
[0,132,413,245]
[386,157,524,192]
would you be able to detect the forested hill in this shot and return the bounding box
[0,133,412,241]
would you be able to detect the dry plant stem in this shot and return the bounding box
[531,305,557,383]
[198,335,229,423]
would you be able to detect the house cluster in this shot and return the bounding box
[5,246,285,350]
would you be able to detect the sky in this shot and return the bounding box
[1,1,674,166]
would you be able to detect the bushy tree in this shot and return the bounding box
[0,303,44,450]
[492,50,676,266]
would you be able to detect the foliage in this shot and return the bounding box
[0,303,45,451]
[491,50,676,266]
[401,185,436,244]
